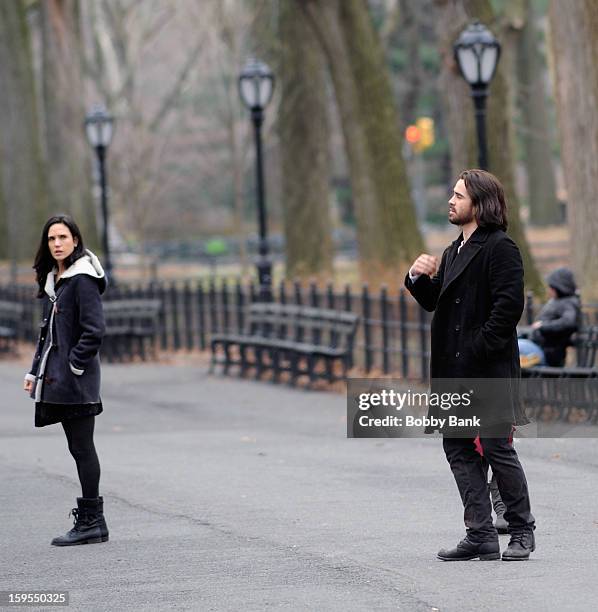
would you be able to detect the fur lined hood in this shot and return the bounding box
[44,249,107,300]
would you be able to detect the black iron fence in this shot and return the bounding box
[2,280,597,381]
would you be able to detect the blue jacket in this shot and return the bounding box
[25,250,107,404]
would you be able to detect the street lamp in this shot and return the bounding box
[454,21,501,170]
[238,58,275,301]
[84,104,115,283]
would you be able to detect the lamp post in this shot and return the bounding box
[454,21,501,170]
[84,104,115,283]
[238,58,275,301]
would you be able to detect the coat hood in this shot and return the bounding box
[44,249,107,300]
[546,267,577,297]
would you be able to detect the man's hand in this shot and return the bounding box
[23,379,33,393]
[409,254,439,278]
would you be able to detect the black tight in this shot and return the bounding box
[61,416,101,499]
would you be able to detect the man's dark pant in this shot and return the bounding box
[442,424,535,541]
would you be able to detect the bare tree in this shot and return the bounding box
[300,0,424,285]
[549,0,598,299]
[279,0,333,279]
[0,0,49,265]
[40,0,98,245]
[503,0,559,226]
[81,0,212,272]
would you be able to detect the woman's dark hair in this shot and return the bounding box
[459,169,508,231]
[33,215,85,298]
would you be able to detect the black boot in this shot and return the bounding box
[51,497,109,546]
[489,475,509,534]
[437,536,500,561]
[502,528,535,561]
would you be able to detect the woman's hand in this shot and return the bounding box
[23,379,33,393]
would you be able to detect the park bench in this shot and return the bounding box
[101,299,162,362]
[0,300,24,355]
[210,302,360,385]
[520,325,598,422]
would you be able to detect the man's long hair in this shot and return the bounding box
[459,169,508,231]
[33,215,86,298]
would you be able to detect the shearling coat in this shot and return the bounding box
[25,250,107,404]
[405,226,529,431]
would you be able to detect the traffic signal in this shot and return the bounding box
[405,124,422,146]
[416,117,434,151]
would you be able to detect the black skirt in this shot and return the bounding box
[35,401,103,428]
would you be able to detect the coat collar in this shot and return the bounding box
[439,226,493,299]
[44,249,107,301]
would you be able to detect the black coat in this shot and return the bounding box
[27,252,106,405]
[405,226,528,430]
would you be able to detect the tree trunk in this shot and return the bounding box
[396,0,422,129]
[40,0,98,247]
[340,0,424,275]
[279,0,333,280]
[300,0,383,283]
[0,1,49,265]
[433,0,476,179]
[301,0,424,285]
[549,0,598,300]
[515,0,559,226]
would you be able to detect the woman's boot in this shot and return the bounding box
[51,497,109,546]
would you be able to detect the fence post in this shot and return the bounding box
[326,282,335,309]
[309,281,319,307]
[380,285,390,374]
[209,278,218,334]
[278,280,286,304]
[156,282,168,351]
[197,281,206,350]
[183,280,194,351]
[343,284,352,312]
[222,279,230,333]
[309,281,320,344]
[362,284,372,373]
[398,288,409,378]
[235,279,244,334]
[344,284,354,368]
[293,280,302,305]
[171,281,181,351]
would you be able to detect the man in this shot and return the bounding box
[405,169,535,561]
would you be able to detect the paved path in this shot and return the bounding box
[1,361,597,611]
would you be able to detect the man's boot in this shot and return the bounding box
[489,475,509,534]
[437,536,500,561]
[51,497,109,546]
[502,528,535,561]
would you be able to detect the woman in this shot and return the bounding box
[23,215,109,546]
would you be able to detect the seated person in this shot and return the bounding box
[519,267,581,368]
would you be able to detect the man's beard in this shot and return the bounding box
[449,209,475,226]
